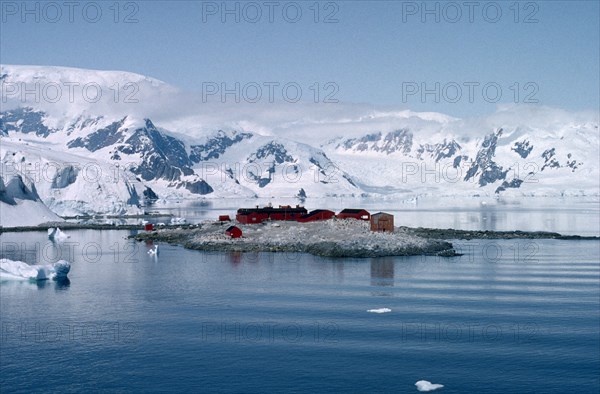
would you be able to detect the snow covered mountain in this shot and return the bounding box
[1,64,598,219]
[325,124,599,196]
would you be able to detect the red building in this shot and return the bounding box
[225,225,243,238]
[219,215,231,222]
[236,205,307,224]
[297,209,336,223]
[370,212,394,232]
[336,209,371,221]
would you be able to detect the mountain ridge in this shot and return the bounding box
[1,64,598,217]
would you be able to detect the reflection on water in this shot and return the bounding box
[370,258,395,287]
[54,278,71,290]
[227,252,242,265]
[370,257,395,296]
[32,277,71,291]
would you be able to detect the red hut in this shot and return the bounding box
[370,212,394,233]
[144,223,154,231]
[297,209,336,223]
[219,215,231,222]
[225,225,242,238]
[336,209,370,221]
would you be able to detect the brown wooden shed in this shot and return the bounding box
[370,212,394,232]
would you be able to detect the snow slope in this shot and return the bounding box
[0,163,63,227]
[1,136,145,216]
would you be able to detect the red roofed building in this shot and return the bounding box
[297,209,336,223]
[236,205,307,224]
[225,225,242,238]
[336,209,370,221]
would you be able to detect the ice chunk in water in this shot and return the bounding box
[0,259,70,281]
[415,380,444,392]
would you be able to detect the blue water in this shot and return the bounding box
[1,229,598,393]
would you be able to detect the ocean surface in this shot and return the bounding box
[1,200,599,393]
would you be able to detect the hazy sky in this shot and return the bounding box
[1,0,599,117]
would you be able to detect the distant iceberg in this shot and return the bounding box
[170,217,186,225]
[367,308,392,313]
[48,227,70,242]
[0,259,71,281]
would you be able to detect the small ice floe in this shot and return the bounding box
[147,245,159,256]
[405,196,418,204]
[0,259,71,281]
[415,380,444,392]
[170,217,186,225]
[47,227,70,242]
[367,308,392,313]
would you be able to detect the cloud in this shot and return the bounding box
[2,64,598,145]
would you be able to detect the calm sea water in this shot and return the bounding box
[1,201,599,393]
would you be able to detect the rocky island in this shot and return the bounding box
[133,219,457,258]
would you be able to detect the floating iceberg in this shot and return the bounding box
[48,227,70,242]
[367,308,392,313]
[147,245,159,256]
[415,380,444,392]
[0,259,71,281]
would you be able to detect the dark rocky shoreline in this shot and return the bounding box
[398,226,599,240]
